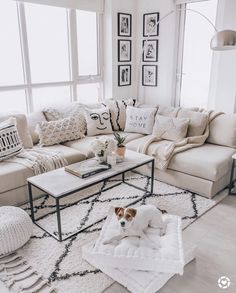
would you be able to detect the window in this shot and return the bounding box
[25,4,70,83]
[0,2,102,113]
[179,0,218,108]
[77,11,98,76]
[0,1,24,86]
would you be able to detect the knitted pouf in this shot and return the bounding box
[0,206,33,256]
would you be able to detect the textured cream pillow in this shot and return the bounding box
[177,109,208,137]
[124,106,157,134]
[36,116,84,146]
[0,118,23,161]
[104,99,136,131]
[157,106,180,117]
[207,113,236,148]
[0,113,33,148]
[27,111,47,144]
[85,107,113,136]
[153,115,189,141]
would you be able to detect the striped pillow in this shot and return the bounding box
[0,117,23,161]
[103,99,136,131]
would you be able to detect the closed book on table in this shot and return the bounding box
[65,159,111,178]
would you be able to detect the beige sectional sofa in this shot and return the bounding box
[0,104,235,206]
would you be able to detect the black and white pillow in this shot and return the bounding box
[0,117,23,161]
[84,107,113,136]
[103,99,136,131]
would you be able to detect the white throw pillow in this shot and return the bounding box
[85,107,113,136]
[153,114,189,141]
[124,106,157,134]
[0,117,23,161]
[36,116,84,146]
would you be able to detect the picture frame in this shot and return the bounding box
[143,12,160,37]
[142,39,158,62]
[118,65,131,86]
[118,40,132,62]
[142,65,158,87]
[118,13,132,37]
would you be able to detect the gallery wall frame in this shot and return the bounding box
[142,65,158,87]
[118,64,131,86]
[118,12,132,37]
[118,39,132,62]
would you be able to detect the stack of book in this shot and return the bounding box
[65,159,111,178]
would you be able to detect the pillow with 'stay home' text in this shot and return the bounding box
[124,106,157,134]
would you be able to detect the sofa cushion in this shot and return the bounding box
[27,111,47,144]
[207,113,236,148]
[157,106,180,117]
[0,145,86,194]
[177,109,208,137]
[168,144,235,182]
[126,137,234,182]
[152,115,189,141]
[0,113,33,148]
[63,132,144,157]
[124,106,157,134]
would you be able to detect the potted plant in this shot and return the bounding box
[114,132,126,157]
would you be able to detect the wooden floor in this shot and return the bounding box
[104,195,236,293]
[0,195,235,293]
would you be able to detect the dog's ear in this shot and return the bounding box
[127,208,137,217]
[114,207,124,215]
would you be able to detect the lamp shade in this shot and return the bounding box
[211,30,236,51]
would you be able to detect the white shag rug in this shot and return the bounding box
[15,173,223,293]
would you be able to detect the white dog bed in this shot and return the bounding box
[83,242,196,293]
[82,207,185,275]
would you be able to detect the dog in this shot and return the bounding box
[103,205,166,248]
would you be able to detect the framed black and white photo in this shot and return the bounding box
[142,40,158,62]
[143,12,159,37]
[118,65,131,86]
[118,13,132,37]
[118,40,131,62]
[142,65,157,87]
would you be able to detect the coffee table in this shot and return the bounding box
[27,150,155,241]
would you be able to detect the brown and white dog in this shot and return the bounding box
[103,205,166,248]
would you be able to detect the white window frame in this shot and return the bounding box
[0,2,103,112]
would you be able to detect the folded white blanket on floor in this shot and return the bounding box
[83,242,196,293]
[82,208,184,274]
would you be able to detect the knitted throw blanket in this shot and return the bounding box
[6,148,68,175]
[136,110,223,170]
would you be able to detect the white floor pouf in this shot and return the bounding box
[0,206,33,256]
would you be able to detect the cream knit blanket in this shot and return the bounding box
[6,148,68,175]
[137,110,223,170]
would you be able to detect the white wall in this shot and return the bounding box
[103,0,178,106]
[104,0,137,100]
[136,0,177,106]
[208,0,236,113]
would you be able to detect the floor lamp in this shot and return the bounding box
[138,8,236,100]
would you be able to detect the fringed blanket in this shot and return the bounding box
[137,111,223,170]
[6,148,68,175]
